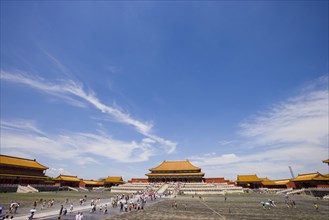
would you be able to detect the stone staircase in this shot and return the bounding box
[276,188,294,195]
[78,187,89,192]
[17,185,38,193]
[92,187,106,192]
[157,183,169,194]
[67,186,79,192]
[286,188,305,195]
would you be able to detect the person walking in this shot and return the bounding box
[28,211,35,220]
[79,212,84,220]
[314,202,319,211]
[59,205,63,216]
[62,208,67,216]
[75,212,80,220]
[33,201,37,209]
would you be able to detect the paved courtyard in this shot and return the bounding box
[109,195,329,220]
[1,192,328,220]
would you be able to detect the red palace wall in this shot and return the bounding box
[204,178,228,183]
[129,178,149,183]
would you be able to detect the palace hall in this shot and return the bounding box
[0,154,50,185]
[146,160,204,182]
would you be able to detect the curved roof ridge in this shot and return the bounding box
[296,172,321,176]
[57,174,79,177]
[149,160,201,171]
[0,154,48,170]
[105,176,124,182]
[236,174,261,182]
[185,159,201,169]
[53,175,81,181]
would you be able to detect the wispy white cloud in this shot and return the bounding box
[0,70,176,154]
[0,120,159,163]
[240,90,328,148]
[218,140,234,146]
[42,50,74,79]
[192,153,240,166]
[192,144,327,180]
[190,75,329,180]
[106,65,121,75]
[1,120,47,136]
[46,168,72,178]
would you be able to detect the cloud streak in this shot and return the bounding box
[190,75,329,180]
[240,90,328,148]
[1,120,47,136]
[0,70,176,154]
[0,120,159,163]
[46,168,72,178]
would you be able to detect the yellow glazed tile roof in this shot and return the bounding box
[274,179,291,185]
[261,180,276,186]
[82,180,104,185]
[292,172,328,181]
[104,176,124,183]
[149,160,201,171]
[146,172,205,177]
[323,159,329,163]
[236,175,261,182]
[262,179,291,186]
[313,177,329,181]
[53,175,81,182]
[0,155,48,170]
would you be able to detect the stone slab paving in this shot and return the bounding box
[0,192,165,220]
[109,195,329,220]
[1,193,328,220]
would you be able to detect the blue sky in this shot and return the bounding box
[1,1,328,181]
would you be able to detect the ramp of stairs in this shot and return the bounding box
[276,188,293,195]
[17,185,38,193]
[157,183,169,194]
[67,186,79,192]
[79,187,89,192]
[287,188,305,195]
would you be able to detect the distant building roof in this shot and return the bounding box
[262,179,291,186]
[259,177,271,182]
[149,160,201,171]
[104,176,124,183]
[53,175,81,182]
[261,180,275,186]
[0,154,48,170]
[292,172,329,182]
[323,159,329,164]
[274,179,291,185]
[81,180,104,185]
[236,175,262,182]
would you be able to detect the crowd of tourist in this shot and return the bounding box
[56,190,161,219]
[0,184,325,220]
